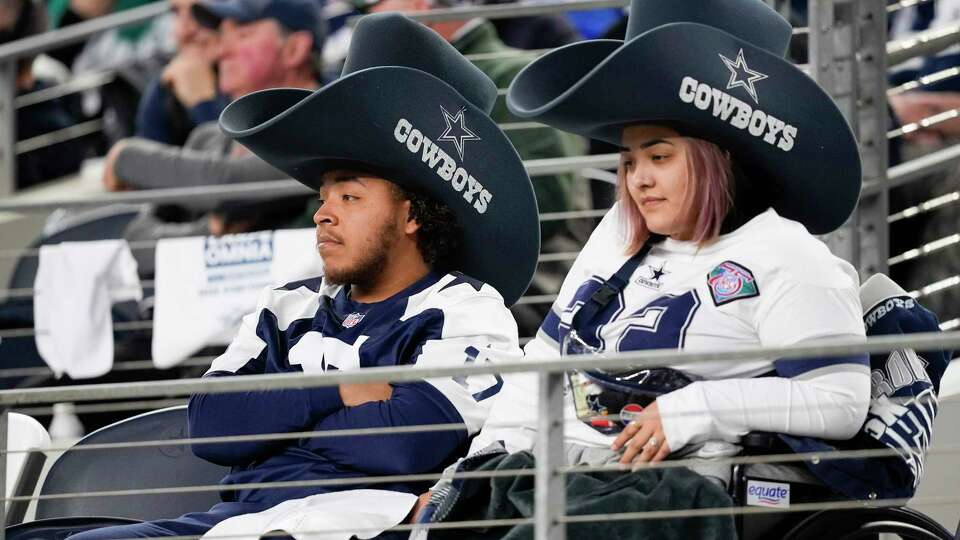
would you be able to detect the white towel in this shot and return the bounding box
[201,490,417,540]
[34,240,142,379]
[152,228,322,369]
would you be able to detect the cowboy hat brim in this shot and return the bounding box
[507,22,862,235]
[221,67,540,306]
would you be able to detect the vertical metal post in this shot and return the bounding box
[809,0,889,276]
[534,372,565,540]
[0,408,8,535]
[0,59,16,199]
[854,1,889,277]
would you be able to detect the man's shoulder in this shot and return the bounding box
[402,272,509,320]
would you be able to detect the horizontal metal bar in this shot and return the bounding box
[1,331,958,405]
[355,0,628,25]
[0,1,171,62]
[869,143,960,195]
[889,233,960,265]
[888,106,960,140]
[0,356,213,379]
[0,154,621,213]
[888,23,960,66]
[3,466,535,503]
[909,274,960,299]
[888,66,960,96]
[888,0,934,13]
[888,191,960,223]
[15,71,117,109]
[15,119,103,155]
[14,398,187,417]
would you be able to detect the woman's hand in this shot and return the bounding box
[407,490,433,523]
[610,400,672,467]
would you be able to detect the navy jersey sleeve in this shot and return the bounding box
[188,284,343,466]
[306,284,522,475]
[305,382,467,475]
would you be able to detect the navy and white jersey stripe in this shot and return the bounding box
[188,271,520,506]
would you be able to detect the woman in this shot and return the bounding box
[481,0,872,486]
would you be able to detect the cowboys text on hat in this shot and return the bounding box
[394,117,493,214]
[678,76,797,152]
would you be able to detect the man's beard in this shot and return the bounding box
[323,217,399,290]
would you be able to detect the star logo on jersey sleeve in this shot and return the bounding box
[719,48,768,105]
[438,105,481,161]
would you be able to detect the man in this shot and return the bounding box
[70,12,540,540]
[101,0,324,194]
[135,0,226,146]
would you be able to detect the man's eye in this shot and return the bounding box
[342,194,358,202]
[316,198,325,207]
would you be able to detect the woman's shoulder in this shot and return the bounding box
[730,210,857,290]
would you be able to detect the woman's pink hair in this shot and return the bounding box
[618,137,734,254]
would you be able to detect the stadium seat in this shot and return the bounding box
[6,413,51,526]
[33,405,228,520]
[4,406,229,540]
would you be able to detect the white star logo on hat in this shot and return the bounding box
[719,49,768,105]
[438,105,481,161]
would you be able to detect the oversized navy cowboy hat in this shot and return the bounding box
[507,0,861,234]
[219,12,539,306]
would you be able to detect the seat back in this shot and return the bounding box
[6,413,51,525]
[7,205,142,291]
[35,406,229,521]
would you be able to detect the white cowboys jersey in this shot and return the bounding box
[482,204,868,452]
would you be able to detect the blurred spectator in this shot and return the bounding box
[46,0,174,143]
[136,0,228,145]
[888,0,960,143]
[478,0,580,50]
[101,0,325,239]
[0,0,93,189]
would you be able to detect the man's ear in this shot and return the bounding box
[403,200,421,236]
[281,30,313,69]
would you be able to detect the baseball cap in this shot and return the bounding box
[192,0,326,50]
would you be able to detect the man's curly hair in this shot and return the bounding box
[394,186,463,272]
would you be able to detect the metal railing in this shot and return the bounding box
[1,331,959,539]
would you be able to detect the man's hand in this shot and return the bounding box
[161,47,218,108]
[407,490,432,523]
[339,383,393,406]
[610,400,672,469]
[102,140,131,192]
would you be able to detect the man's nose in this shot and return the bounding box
[313,205,335,226]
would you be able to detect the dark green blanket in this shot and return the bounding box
[419,449,736,540]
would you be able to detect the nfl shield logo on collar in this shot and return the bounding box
[342,312,365,328]
[707,261,759,306]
